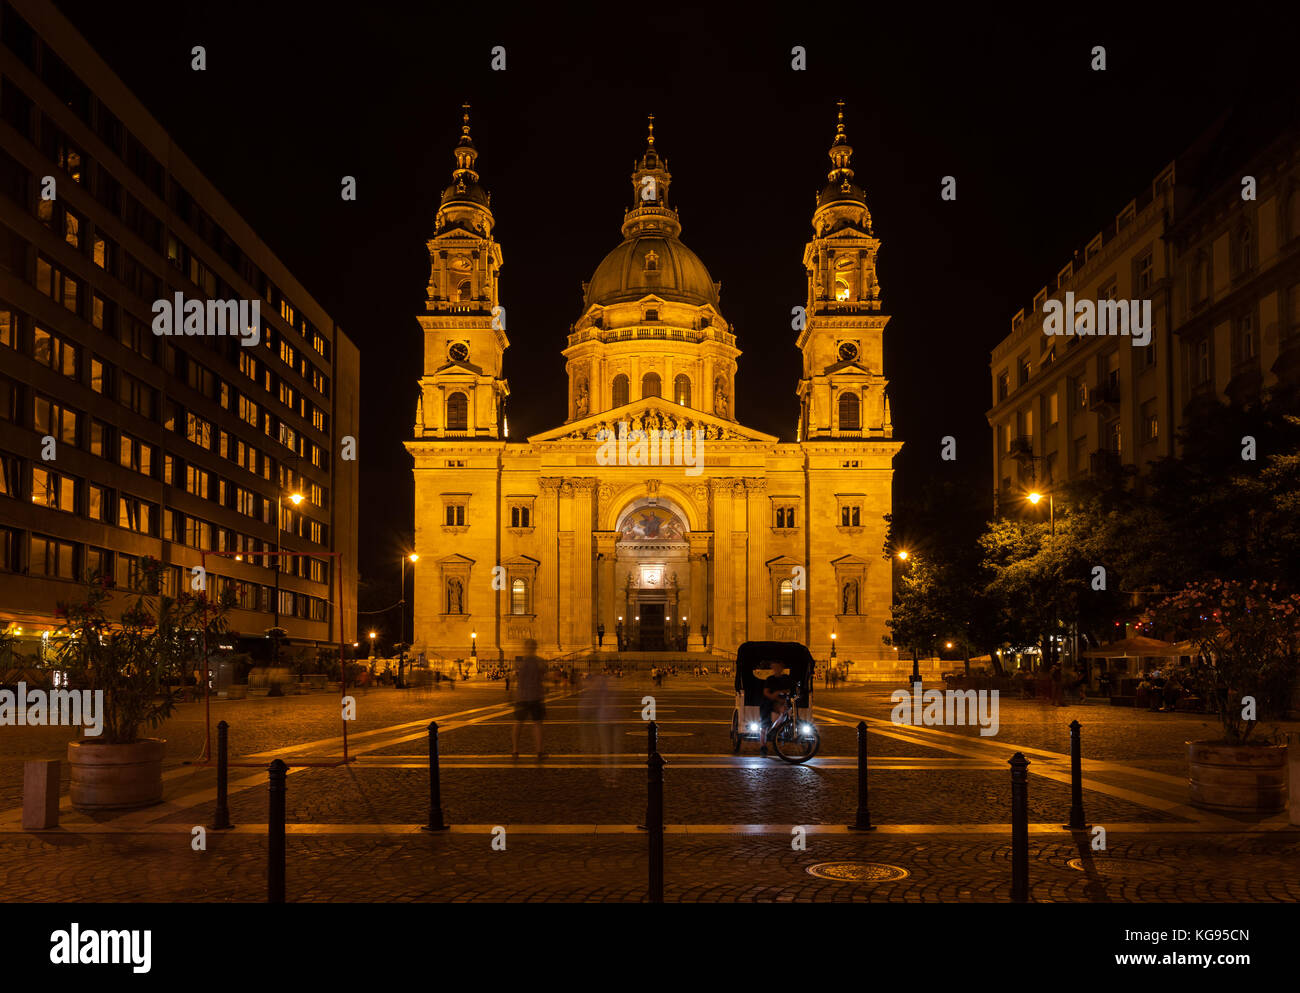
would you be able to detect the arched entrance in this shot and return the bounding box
[614,500,691,651]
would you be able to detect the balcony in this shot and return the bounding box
[1009,435,1034,459]
[1090,380,1121,412]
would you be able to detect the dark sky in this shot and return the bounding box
[52,1,1300,605]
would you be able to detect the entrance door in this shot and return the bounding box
[639,604,666,651]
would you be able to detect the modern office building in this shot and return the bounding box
[0,0,359,661]
[988,105,1300,512]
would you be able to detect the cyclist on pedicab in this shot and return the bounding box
[758,660,797,758]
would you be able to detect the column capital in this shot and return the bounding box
[539,477,563,494]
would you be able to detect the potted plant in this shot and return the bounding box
[1159,579,1300,813]
[53,560,231,810]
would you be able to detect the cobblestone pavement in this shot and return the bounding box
[4,831,1300,903]
[3,673,1297,902]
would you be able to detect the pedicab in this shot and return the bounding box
[729,641,820,763]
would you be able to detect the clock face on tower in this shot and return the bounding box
[449,342,469,363]
[838,341,859,363]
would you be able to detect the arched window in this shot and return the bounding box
[835,278,850,302]
[446,392,468,431]
[642,372,661,398]
[611,374,629,407]
[779,579,795,616]
[673,374,691,407]
[511,578,528,615]
[838,392,861,431]
[456,280,471,303]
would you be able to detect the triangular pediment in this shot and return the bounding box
[830,553,872,567]
[823,358,872,376]
[437,552,475,566]
[432,358,485,376]
[527,395,778,444]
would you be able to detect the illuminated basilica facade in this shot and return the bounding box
[406,106,900,663]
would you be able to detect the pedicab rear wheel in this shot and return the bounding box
[730,710,742,753]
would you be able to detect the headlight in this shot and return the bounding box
[748,723,758,731]
[801,724,812,735]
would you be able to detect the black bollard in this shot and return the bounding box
[422,721,449,832]
[1065,720,1088,830]
[637,720,659,831]
[1009,752,1030,903]
[212,720,233,830]
[647,750,664,903]
[848,721,875,830]
[268,759,287,903]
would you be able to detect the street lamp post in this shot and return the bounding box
[273,490,303,666]
[398,552,418,688]
[1028,489,1058,670]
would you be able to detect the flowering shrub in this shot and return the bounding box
[52,559,232,745]
[1157,579,1300,744]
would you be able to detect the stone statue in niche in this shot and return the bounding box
[841,579,859,616]
[714,378,729,418]
[447,578,464,614]
[574,380,589,418]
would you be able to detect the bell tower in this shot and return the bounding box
[414,104,510,439]
[796,103,892,441]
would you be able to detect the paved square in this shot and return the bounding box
[2,673,1297,902]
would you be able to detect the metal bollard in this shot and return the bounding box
[422,721,449,832]
[848,721,875,831]
[212,720,233,830]
[637,720,659,831]
[1009,752,1030,903]
[647,750,664,903]
[268,759,287,903]
[1065,720,1088,830]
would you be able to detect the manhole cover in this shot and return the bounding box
[1065,857,1173,878]
[806,861,910,882]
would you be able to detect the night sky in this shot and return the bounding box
[52,1,1300,608]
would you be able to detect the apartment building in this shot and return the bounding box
[0,0,359,660]
[988,103,1300,512]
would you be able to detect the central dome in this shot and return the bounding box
[584,234,719,309]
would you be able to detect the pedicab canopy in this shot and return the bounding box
[733,641,815,709]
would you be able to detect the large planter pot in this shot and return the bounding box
[67,738,165,811]
[1188,740,1288,814]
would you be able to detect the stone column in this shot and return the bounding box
[688,533,710,651]
[557,479,575,650]
[730,480,748,648]
[745,478,768,643]
[538,477,562,652]
[595,531,619,652]
[571,477,596,651]
[710,479,734,654]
